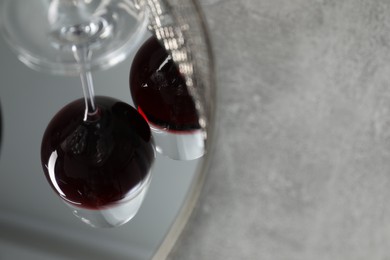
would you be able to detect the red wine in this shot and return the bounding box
[41,96,155,210]
[130,36,200,132]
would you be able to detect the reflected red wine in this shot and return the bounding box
[130,36,200,132]
[41,96,155,210]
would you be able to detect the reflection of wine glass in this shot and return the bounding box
[143,0,216,163]
[130,36,205,160]
[0,0,155,228]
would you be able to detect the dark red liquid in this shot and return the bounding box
[41,96,155,210]
[130,36,200,132]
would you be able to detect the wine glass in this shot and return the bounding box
[0,0,155,228]
[129,0,216,161]
[130,36,205,160]
[0,0,149,75]
[40,96,155,228]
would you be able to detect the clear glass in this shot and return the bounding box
[0,0,149,75]
[133,0,216,161]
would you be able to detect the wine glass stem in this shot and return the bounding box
[80,65,96,115]
[72,46,97,120]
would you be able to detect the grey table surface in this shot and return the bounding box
[169,0,390,259]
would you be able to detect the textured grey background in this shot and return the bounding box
[170,0,390,259]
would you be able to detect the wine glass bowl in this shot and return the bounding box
[41,96,155,227]
[0,0,149,75]
[130,36,205,160]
